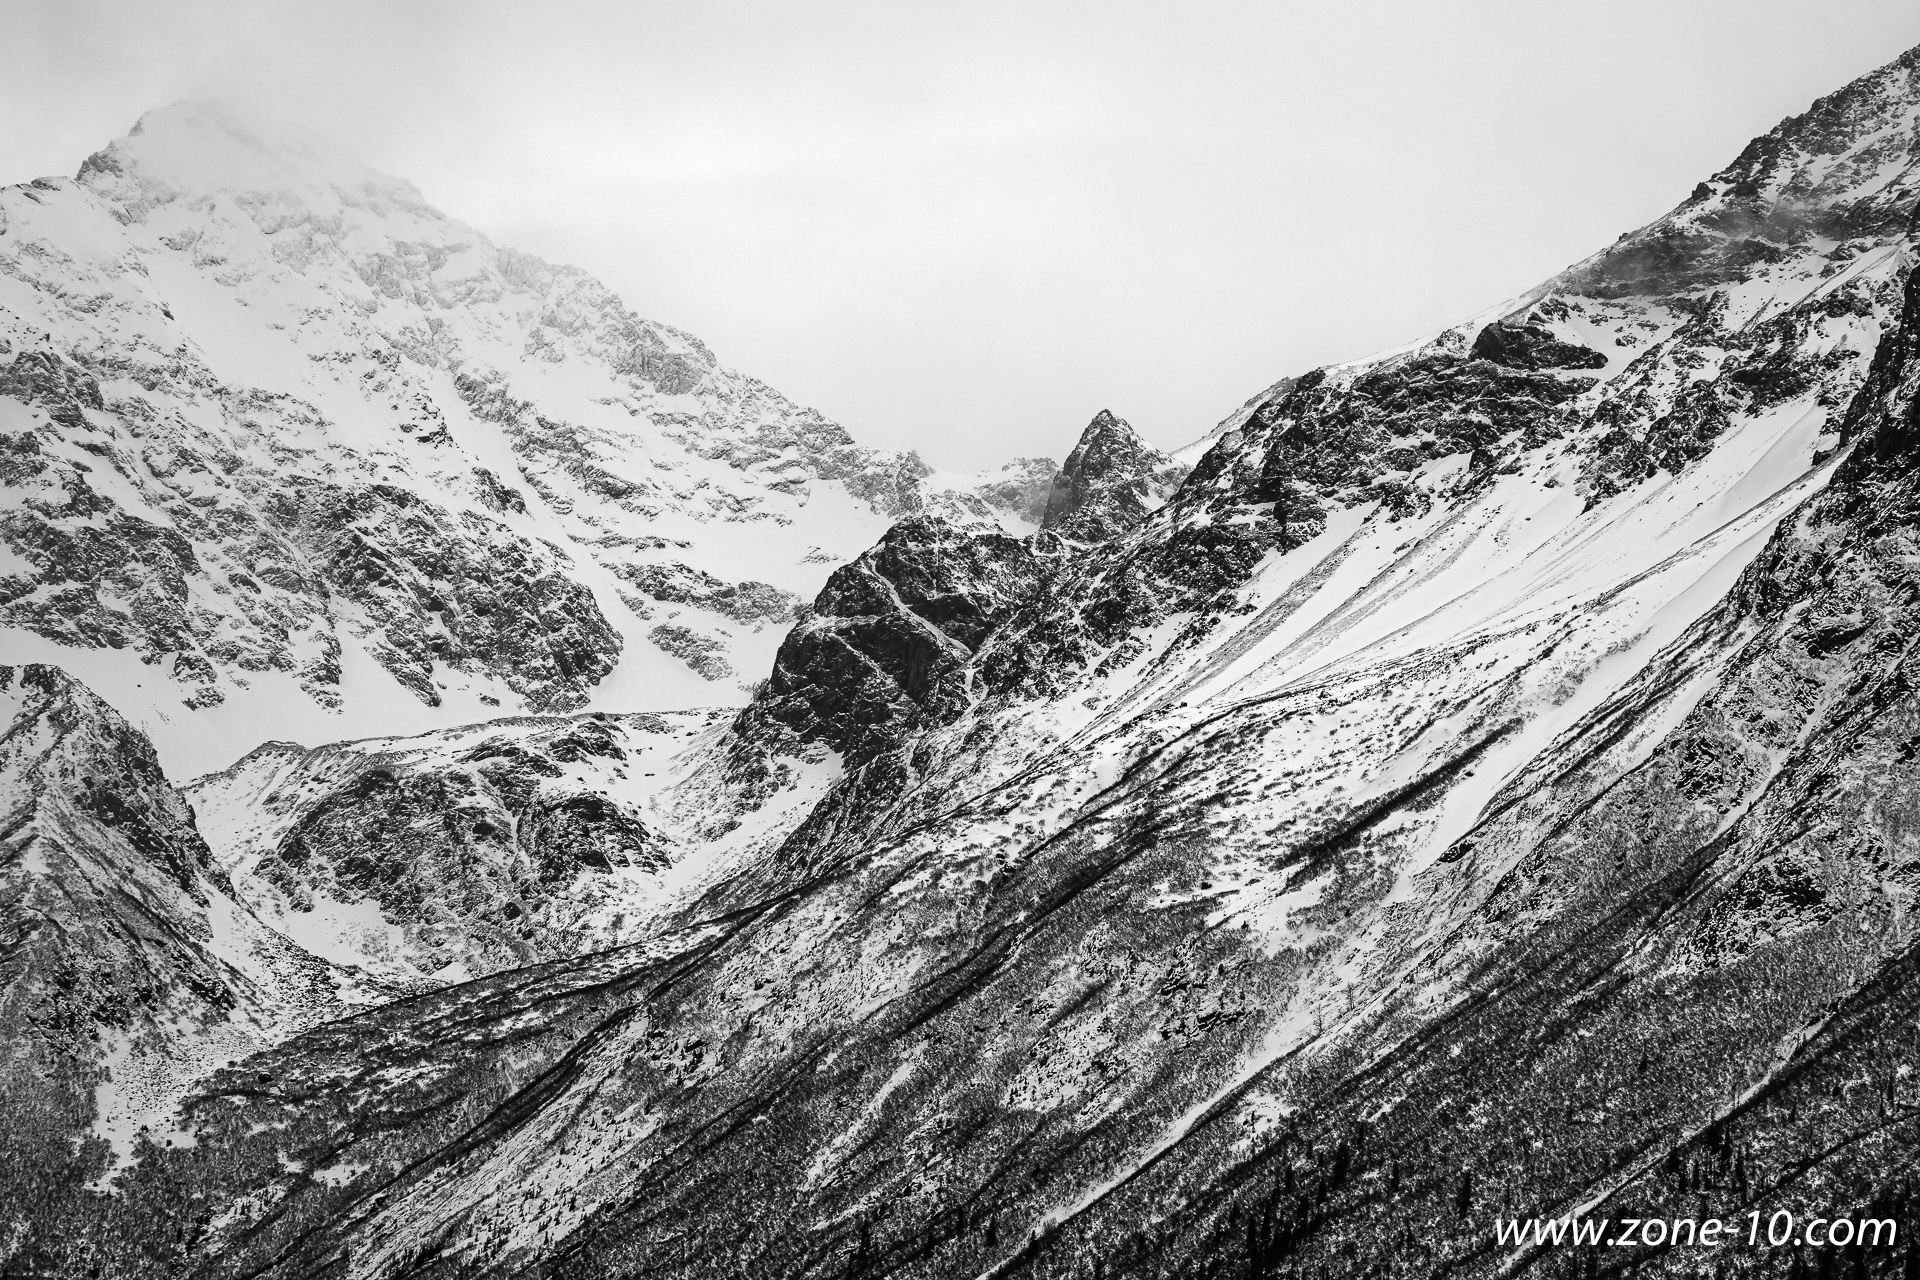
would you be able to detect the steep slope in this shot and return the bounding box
[1057,216,1920,1280]
[0,663,359,1265]
[0,102,1056,776]
[19,39,1920,1280]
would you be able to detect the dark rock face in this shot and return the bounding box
[23,44,1920,1280]
[0,348,105,429]
[964,339,1600,703]
[648,621,733,679]
[1578,273,1890,502]
[88,259,1920,1280]
[749,515,1045,762]
[1838,249,1920,473]
[5,106,1073,739]
[1469,320,1609,370]
[248,713,676,978]
[470,466,527,515]
[1249,343,1590,495]
[1096,264,1920,1280]
[1040,410,1183,541]
[279,482,623,710]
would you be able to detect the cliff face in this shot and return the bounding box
[10,42,1920,1280]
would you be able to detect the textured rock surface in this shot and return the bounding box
[0,664,351,1255]
[1039,409,1188,541]
[749,514,1047,763]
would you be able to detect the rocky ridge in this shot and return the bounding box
[183,701,833,988]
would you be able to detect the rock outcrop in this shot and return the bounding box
[749,515,1047,763]
[185,711,714,986]
[1039,409,1186,541]
[0,664,346,1264]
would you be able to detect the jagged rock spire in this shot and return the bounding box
[1040,409,1183,542]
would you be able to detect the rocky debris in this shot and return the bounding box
[1039,409,1186,541]
[612,560,801,625]
[748,515,1045,762]
[649,622,734,680]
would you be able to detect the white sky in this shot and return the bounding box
[5,1,1919,469]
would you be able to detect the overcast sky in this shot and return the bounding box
[6,2,1920,469]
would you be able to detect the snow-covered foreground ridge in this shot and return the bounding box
[8,41,1920,1280]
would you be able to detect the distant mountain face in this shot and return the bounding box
[0,102,1057,775]
[9,44,1920,1280]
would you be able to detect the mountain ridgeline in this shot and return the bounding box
[6,42,1920,1280]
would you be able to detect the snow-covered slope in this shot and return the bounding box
[0,102,1056,776]
[12,41,1920,1280]
[184,703,837,988]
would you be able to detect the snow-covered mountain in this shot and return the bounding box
[9,41,1920,1280]
[0,101,1058,777]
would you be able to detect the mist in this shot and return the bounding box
[6,0,1919,469]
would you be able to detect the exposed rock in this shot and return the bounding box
[749,515,1045,762]
[0,102,1066,763]
[191,711,702,987]
[1469,319,1609,370]
[649,622,734,680]
[20,40,1920,1280]
[0,664,345,1259]
[613,561,801,625]
[1039,409,1185,541]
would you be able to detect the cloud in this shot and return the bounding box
[6,0,1918,468]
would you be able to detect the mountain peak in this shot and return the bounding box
[1040,409,1184,540]
[75,99,432,217]
[1558,41,1920,299]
